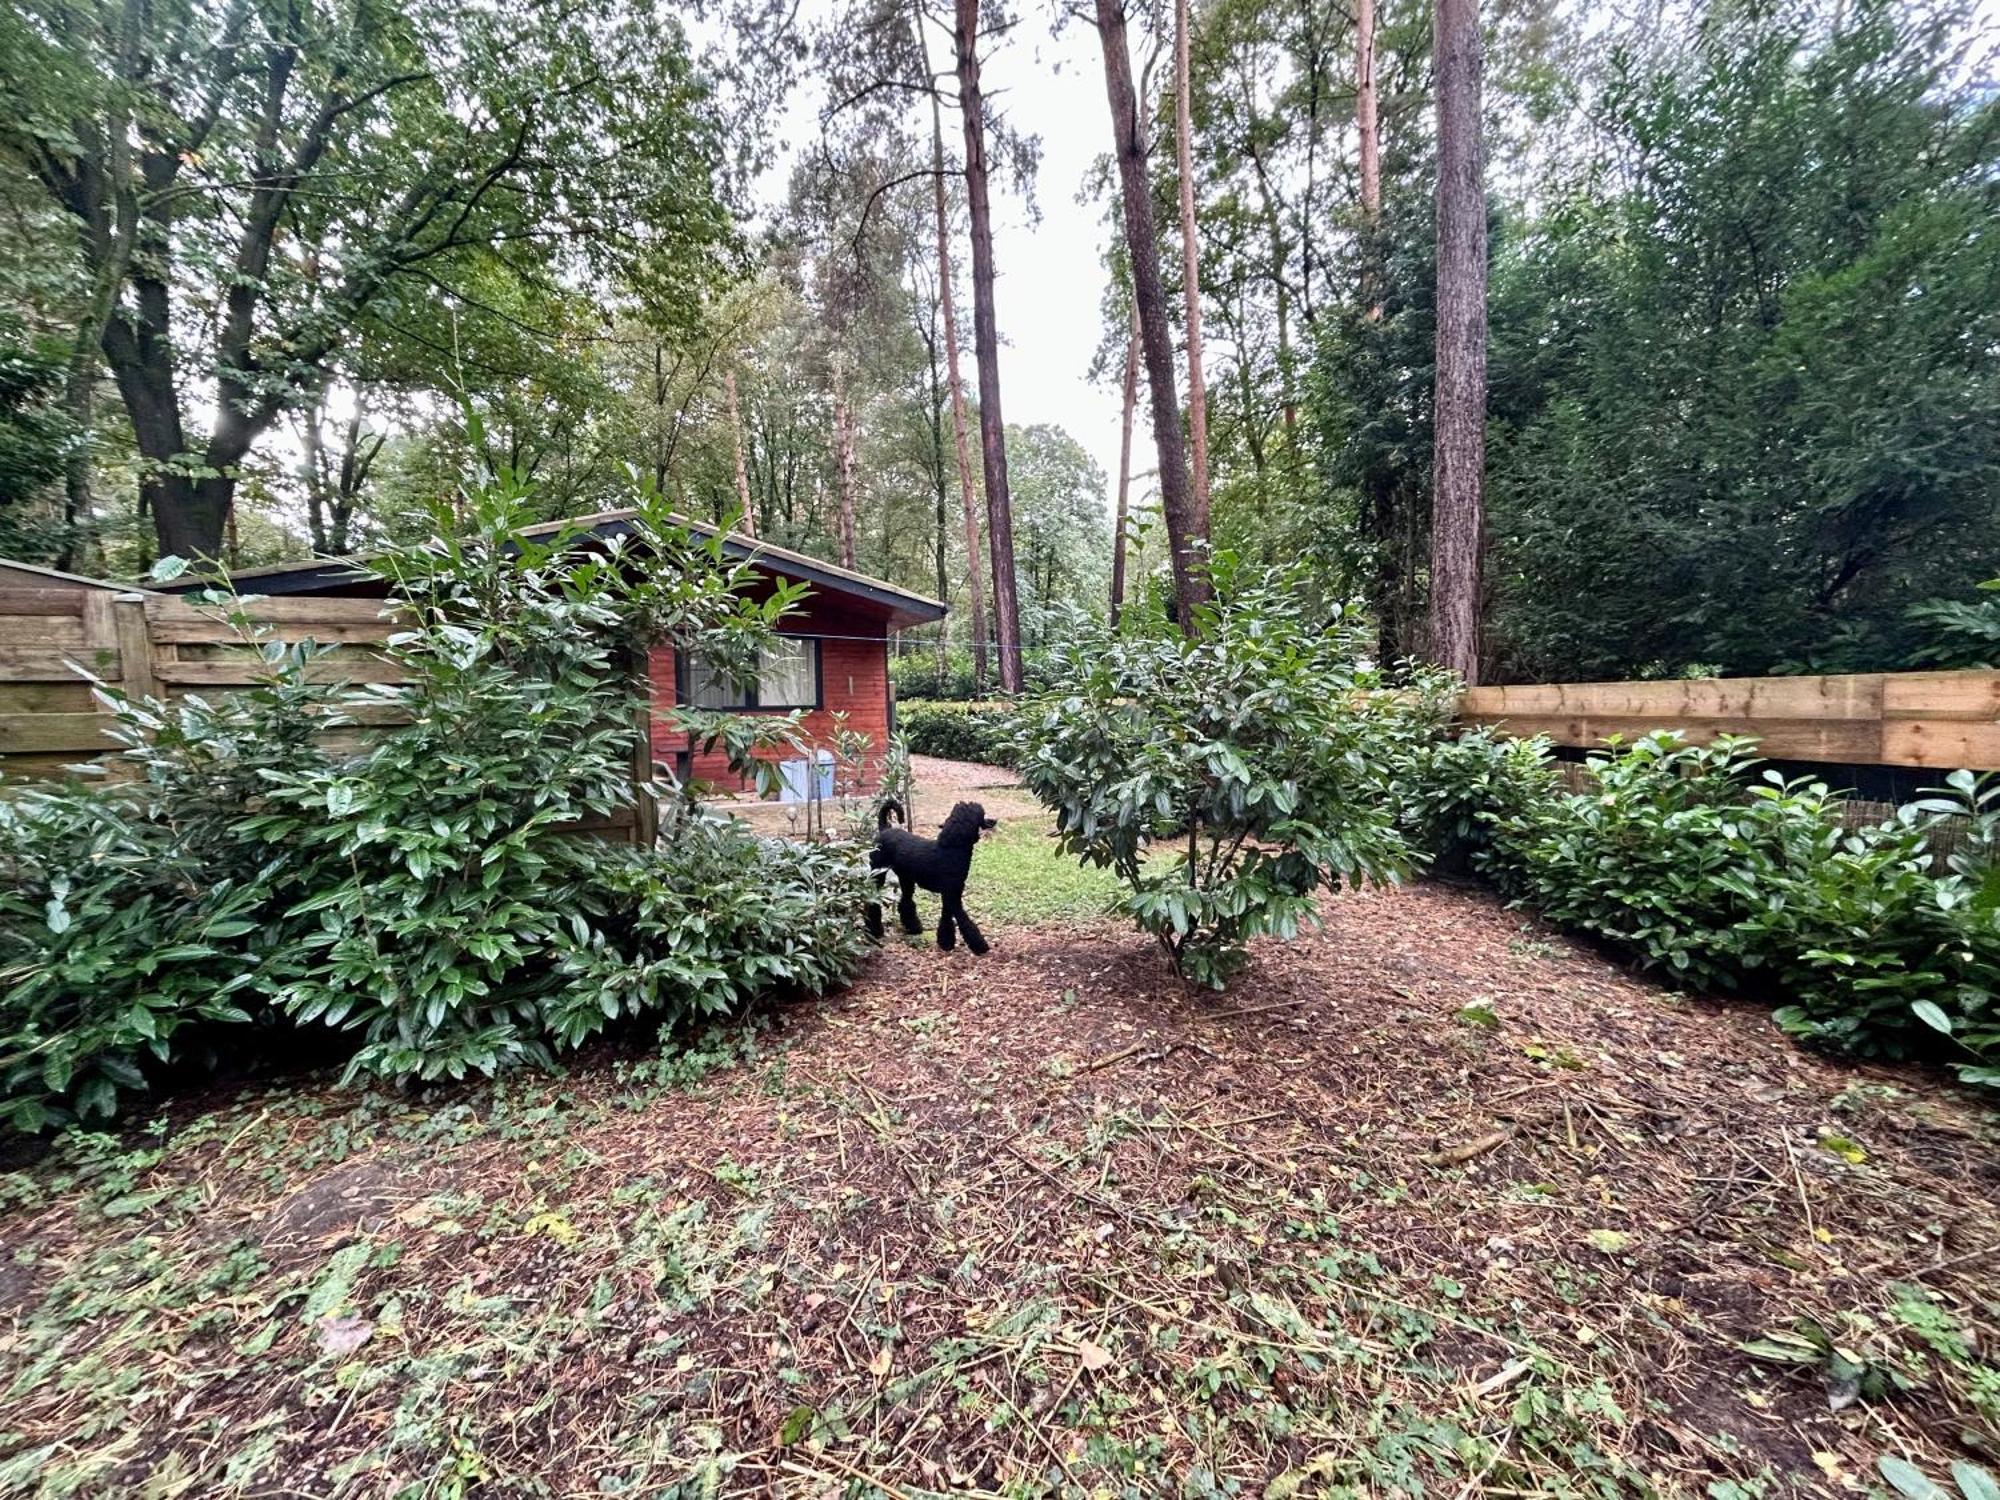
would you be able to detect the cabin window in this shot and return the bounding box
[684,638,821,711]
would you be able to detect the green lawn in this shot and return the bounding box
[962,818,1124,927]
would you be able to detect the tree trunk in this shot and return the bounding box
[1427,0,1486,683]
[302,403,381,555]
[1226,285,1266,473]
[1110,305,1140,624]
[922,305,951,672]
[919,0,990,691]
[1095,0,1206,628]
[831,361,859,569]
[725,369,758,538]
[54,0,146,572]
[59,339,99,574]
[1358,0,1384,321]
[1358,0,1381,221]
[1237,80,1295,433]
[1173,0,1211,537]
[954,0,1024,692]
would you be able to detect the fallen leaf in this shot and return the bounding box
[1585,1228,1632,1255]
[1076,1339,1114,1371]
[1818,1133,1867,1165]
[521,1210,580,1246]
[1878,1456,1947,1500]
[1810,1453,1848,1485]
[316,1313,373,1358]
[777,1404,815,1446]
[1423,1129,1512,1167]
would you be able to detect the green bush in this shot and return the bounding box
[1416,730,2000,1088]
[890,647,1052,702]
[1492,735,1780,990]
[549,810,872,1050]
[891,649,982,702]
[898,700,1020,766]
[1909,578,2000,669]
[1397,727,1565,879]
[1016,567,1412,988]
[0,467,872,1129]
[0,636,346,1130]
[1747,772,1999,1081]
[1363,665,1566,877]
[0,790,268,1131]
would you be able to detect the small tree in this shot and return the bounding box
[1014,565,1411,986]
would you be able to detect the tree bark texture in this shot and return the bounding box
[954,0,1024,691]
[1173,0,1211,537]
[1357,0,1383,322]
[1111,305,1140,624]
[1427,0,1486,683]
[1095,0,1208,629]
[725,369,758,538]
[1357,0,1381,221]
[832,361,859,569]
[920,0,990,688]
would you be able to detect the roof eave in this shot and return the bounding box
[157,511,950,628]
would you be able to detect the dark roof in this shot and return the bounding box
[165,510,947,630]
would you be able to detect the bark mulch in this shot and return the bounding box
[1,871,1995,1496]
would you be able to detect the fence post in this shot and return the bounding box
[112,594,161,702]
[78,591,117,676]
[630,675,659,848]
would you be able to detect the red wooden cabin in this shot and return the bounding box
[171,510,946,793]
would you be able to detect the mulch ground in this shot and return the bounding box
[2,782,1997,1497]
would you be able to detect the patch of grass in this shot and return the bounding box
[971,818,1123,927]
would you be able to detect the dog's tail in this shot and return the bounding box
[877,798,905,830]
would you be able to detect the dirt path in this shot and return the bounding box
[1,777,1996,1497]
[712,752,1032,836]
[904,752,1037,819]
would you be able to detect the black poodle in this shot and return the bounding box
[865,799,997,954]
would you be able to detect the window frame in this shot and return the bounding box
[676,635,824,714]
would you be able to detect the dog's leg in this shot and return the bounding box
[898,882,923,936]
[864,850,888,939]
[952,897,989,956]
[936,899,956,951]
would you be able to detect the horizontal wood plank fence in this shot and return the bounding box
[1458,670,2000,771]
[0,590,407,782]
[0,588,653,841]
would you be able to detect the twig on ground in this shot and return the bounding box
[1453,1428,1515,1500]
[1198,995,1308,1024]
[1423,1128,1513,1167]
[1781,1133,1817,1244]
[776,1454,913,1498]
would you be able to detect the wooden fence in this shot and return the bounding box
[1458,670,2000,770]
[0,589,406,782]
[0,587,654,841]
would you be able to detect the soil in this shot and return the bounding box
[1,758,1996,1498]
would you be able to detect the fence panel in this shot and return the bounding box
[0,586,655,842]
[0,590,408,780]
[1459,669,2000,770]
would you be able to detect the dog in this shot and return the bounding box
[864,799,997,954]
